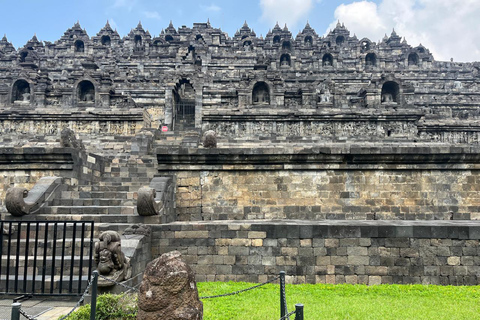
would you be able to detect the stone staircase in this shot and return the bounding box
[32,153,163,224]
[1,221,94,295]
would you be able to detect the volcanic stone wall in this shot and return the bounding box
[153,220,480,285]
[174,169,478,221]
[158,145,480,221]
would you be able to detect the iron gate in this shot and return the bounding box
[0,220,94,296]
[175,100,195,120]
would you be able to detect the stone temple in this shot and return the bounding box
[2,20,480,287]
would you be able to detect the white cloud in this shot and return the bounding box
[327,0,480,62]
[108,18,119,32]
[143,11,161,20]
[111,0,137,12]
[260,0,313,30]
[201,4,221,13]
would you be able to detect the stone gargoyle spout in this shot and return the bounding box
[137,177,173,217]
[5,176,62,216]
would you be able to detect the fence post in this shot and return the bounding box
[90,270,99,320]
[295,304,304,320]
[280,271,286,318]
[11,302,21,320]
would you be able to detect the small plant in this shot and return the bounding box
[59,293,137,320]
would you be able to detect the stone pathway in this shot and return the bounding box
[0,297,78,320]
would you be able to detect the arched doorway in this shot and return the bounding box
[173,79,196,129]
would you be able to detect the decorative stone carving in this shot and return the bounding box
[123,223,151,236]
[60,128,85,150]
[138,251,203,320]
[137,177,173,217]
[137,187,160,216]
[5,176,62,216]
[203,130,217,148]
[94,230,132,286]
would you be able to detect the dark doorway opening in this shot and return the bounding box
[174,79,196,130]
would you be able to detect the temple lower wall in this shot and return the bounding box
[173,169,480,221]
[153,220,480,285]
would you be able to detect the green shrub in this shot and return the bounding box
[59,293,137,320]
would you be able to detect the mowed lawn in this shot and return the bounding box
[198,282,480,320]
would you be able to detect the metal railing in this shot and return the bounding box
[11,269,305,319]
[176,100,195,119]
[1,220,94,296]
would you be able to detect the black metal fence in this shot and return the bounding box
[0,220,94,296]
[175,100,195,120]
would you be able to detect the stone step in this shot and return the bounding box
[39,206,137,215]
[1,212,163,224]
[1,255,92,273]
[2,238,95,256]
[64,190,136,199]
[89,185,142,192]
[52,198,127,206]
[1,274,90,294]
[99,177,153,183]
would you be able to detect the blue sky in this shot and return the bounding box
[1,0,480,62]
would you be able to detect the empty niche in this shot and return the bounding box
[77,80,95,103]
[19,51,29,63]
[11,79,30,103]
[336,35,345,46]
[74,40,84,53]
[365,53,377,66]
[381,81,399,104]
[101,35,111,46]
[282,41,291,51]
[408,53,419,66]
[134,35,142,46]
[280,54,291,67]
[322,53,333,66]
[165,35,174,42]
[252,82,270,105]
[304,36,313,47]
[273,35,281,44]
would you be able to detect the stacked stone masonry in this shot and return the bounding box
[3,20,480,286]
[154,221,480,285]
[1,21,480,143]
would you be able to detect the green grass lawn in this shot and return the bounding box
[198,282,480,320]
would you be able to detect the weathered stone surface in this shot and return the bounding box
[123,224,151,236]
[60,128,85,150]
[152,221,480,285]
[202,130,217,148]
[138,251,202,320]
[5,176,62,216]
[94,230,132,287]
[137,187,159,216]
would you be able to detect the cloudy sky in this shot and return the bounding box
[1,0,479,62]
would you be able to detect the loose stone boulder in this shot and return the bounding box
[138,251,203,320]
